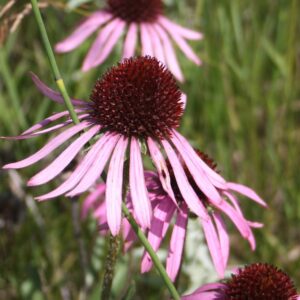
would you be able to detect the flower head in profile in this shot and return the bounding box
[182,263,300,300]
[81,163,265,281]
[55,0,202,81]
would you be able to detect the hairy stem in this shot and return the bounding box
[101,235,120,300]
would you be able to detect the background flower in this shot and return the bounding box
[55,0,202,81]
[182,263,300,300]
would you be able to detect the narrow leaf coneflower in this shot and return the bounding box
[55,0,202,81]
[182,263,300,300]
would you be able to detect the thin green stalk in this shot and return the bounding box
[0,47,28,130]
[30,2,180,298]
[122,203,180,300]
[30,0,80,125]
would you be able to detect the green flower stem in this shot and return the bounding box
[121,203,180,300]
[30,2,180,298]
[0,47,28,130]
[30,0,80,125]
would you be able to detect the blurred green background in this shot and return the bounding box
[0,0,299,299]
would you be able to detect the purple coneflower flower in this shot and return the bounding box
[81,164,265,281]
[182,263,300,300]
[3,55,188,236]
[55,0,202,81]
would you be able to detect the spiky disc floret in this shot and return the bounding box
[107,0,162,23]
[225,263,298,299]
[90,56,183,139]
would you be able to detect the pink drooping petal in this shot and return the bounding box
[227,182,267,207]
[224,190,263,227]
[93,200,107,219]
[193,282,226,293]
[67,134,120,197]
[158,16,203,40]
[248,221,263,228]
[214,200,253,248]
[158,23,201,65]
[153,24,184,82]
[122,23,138,59]
[224,191,262,245]
[82,18,119,72]
[106,137,128,236]
[141,199,176,273]
[22,111,72,135]
[2,114,89,140]
[12,122,73,140]
[147,138,176,205]
[181,291,221,300]
[181,93,187,111]
[166,203,188,281]
[213,213,229,269]
[161,139,208,221]
[93,202,110,236]
[223,191,243,216]
[215,199,248,237]
[3,121,91,170]
[247,230,256,250]
[181,283,226,300]
[129,137,152,229]
[28,125,100,186]
[30,73,87,106]
[172,130,227,189]
[36,133,113,201]
[81,183,106,219]
[147,25,165,64]
[55,11,112,52]
[171,132,223,206]
[140,23,153,56]
[201,216,225,278]
[92,20,126,67]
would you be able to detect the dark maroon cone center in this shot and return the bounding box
[225,263,298,299]
[107,0,163,23]
[90,56,183,139]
